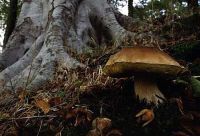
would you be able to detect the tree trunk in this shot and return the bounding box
[188,0,198,13]
[3,0,18,48]
[128,0,133,17]
[0,0,148,92]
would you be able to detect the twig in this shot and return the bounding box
[37,120,43,136]
[25,63,33,88]
[1,115,57,121]
[6,74,15,92]
[50,102,68,108]
[193,76,200,79]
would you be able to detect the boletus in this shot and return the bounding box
[103,47,185,105]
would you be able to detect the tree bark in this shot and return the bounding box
[188,0,198,13]
[3,0,18,48]
[128,0,133,17]
[0,0,148,92]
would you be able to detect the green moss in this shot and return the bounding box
[190,77,200,97]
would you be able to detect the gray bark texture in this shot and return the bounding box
[0,0,150,92]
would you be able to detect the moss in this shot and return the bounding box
[190,77,200,97]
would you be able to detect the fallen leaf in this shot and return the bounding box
[35,99,50,114]
[18,90,28,103]
[136,108,154,127]
[49,97,62,106]
[64,106,93,126]
[92,117,112,132]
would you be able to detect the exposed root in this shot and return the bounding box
[0,34,45,83]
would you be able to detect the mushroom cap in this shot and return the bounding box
[103,47,185,78]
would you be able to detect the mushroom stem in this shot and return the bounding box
[134,75,165,105]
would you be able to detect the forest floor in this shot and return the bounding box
[0,14,200,136]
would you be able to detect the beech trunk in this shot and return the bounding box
[0,0,149,92]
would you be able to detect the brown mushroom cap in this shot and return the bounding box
[103,47,185,78]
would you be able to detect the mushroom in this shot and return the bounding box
[103,47,185,105]
[87,117,112,136]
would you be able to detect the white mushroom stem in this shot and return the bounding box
[134,75,165,105]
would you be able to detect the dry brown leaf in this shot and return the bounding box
[35,99,50,114]
[49,97,62,106]
[92,117,112,131]
[64,106,93,126]
[136,109,154,127]
[18,90,28,103]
